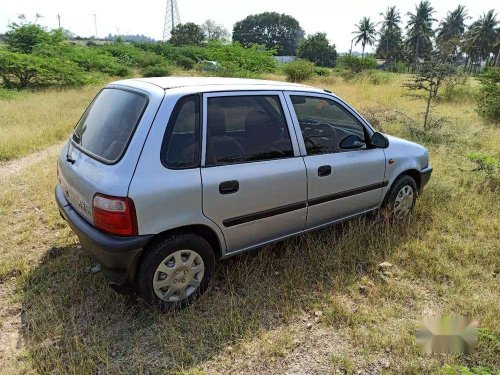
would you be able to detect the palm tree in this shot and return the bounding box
[463,10,499,72]
[353,17,377,58]
[406,1,436,63]
[376,6,403,63]
[436,5,469,61]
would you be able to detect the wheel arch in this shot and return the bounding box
[382,169,421,205]
[129,224,223,285]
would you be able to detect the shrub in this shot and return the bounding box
[68,47,129,76]
[4,23,51,53]
[282,59,315,82]
[476,67,500,124]
[466,152,500,191]
[175,55,196,70]
[365,70,392,85]
[337,55,377,72]
[141,64,173,77]
[0,50,88,89]
[205,42,277,74]
[314,67,331,76]
[100,43,163,68]
[440,71,473,102]
[34,44,130,77]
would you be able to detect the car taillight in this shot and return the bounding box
[92,194,138,236]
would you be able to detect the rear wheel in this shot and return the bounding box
[137,232,215,311]
[384,175,418,220]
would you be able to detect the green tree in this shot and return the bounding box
[201,20,230,42]
[436,5,469,61]
[0,50,88,89]
[5,23,51,53]
[353,17,376,58]
[403,58,455,130]
[476,67,500,124]
[232,12,305,55]
[462,10,499,72]
[405,1,436,63]
[297,33,337,67]
[169,23,205,46]
[376,6,403,63]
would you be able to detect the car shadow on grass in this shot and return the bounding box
[20,210,434,374]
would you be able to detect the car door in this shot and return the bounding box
[284,92,386,229]
[200,91,307,253]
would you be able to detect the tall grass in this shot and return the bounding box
[0,84,105,162]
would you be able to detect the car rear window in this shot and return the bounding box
[72,88,148,163]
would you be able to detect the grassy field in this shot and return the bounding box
[0,73,499,374]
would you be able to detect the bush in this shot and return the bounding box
[283,59,315,82]
[100,43,163,68]
[337,55,377,73]
[34,44,130,77]
[466,152,500,191]
[314,67,331,76]
[206,42,277,74]
[0,50,88,89]
[476,67,500,124]
[68,47,129,76]
[141,64,173,77]
[365,70,392,85]
[175,55,196,70]
[440,71,473,102]
[5,23,51,53]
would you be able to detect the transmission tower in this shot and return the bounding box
[163,0,180,41]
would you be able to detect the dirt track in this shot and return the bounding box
[0,141,65,181]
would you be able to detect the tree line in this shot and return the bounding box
[167,3,497,72]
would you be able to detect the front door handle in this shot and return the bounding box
[318,165,332,177]
[219,180,239,195]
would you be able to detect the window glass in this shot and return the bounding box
[205,95,294,166]
[72,88,147,163]
[161,95,200,168]
[290,96,366,155]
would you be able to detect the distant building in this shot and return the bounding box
[274,56,296,64]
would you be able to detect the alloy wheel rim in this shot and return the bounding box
[393,185,414,219]
[153,250,205,302]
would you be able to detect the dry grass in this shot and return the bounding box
[0,73,499,374]
[0,84,105,162]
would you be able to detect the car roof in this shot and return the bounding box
[111,76,321,92]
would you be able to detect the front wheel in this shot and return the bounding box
[137,232,215,311]
[384,175,417,220]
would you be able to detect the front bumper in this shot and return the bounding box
[55,185,153,293]
[419,166,433,192]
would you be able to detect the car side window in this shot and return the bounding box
[290,95,366,155]
[205,95,294,166]
[161,95,200,169]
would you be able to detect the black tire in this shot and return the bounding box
[383,175,418,219]
[137,232,215,312]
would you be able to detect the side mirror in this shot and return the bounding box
[339,134,365,150]
[370,132,389,148]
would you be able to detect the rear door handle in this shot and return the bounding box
[219,180,239,194]
[318,165,332,177]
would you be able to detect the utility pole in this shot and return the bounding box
[91,13,98,38]
[57,14,61,29]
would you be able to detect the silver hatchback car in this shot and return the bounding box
[56,77,432,310]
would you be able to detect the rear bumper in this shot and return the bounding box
[55,185,153,293]
[419,166,432,192]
